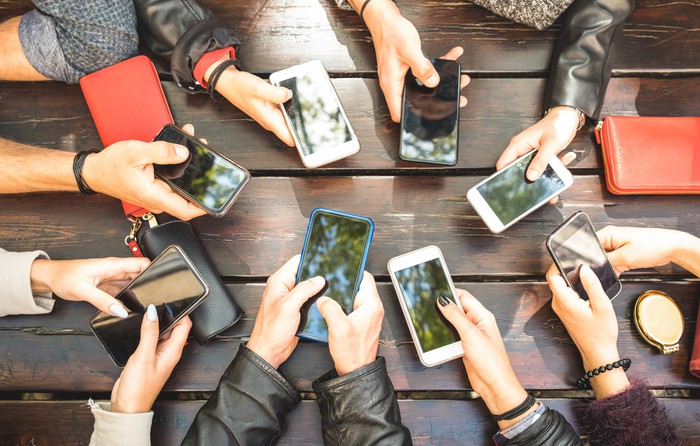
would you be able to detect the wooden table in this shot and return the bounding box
[1,0,699,444]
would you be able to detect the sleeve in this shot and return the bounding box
[88,399,153,446]
[0,248,54,316]
[543,0,635,121]
[334,0,355,11]
[132,0,241,93]
[579,379,684,446]
[181,344,300,445]
[505,405,583,446]
[312,357,413,446]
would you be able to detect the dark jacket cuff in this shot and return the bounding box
[543,0,635,121]
[579,379,683,446]
[507,406,583,446]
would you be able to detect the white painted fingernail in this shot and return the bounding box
[110,304,128,319]
[426,73,439,86]
[285,89,293,101]
[175,145,189,158]
[146,304,158,322]
[527,169,539,181]
[311,276,326,286]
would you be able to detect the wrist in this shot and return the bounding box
[546,106,585,131]
[336,353,376,376]
[80,151,102,194]
[361,0,400,31]
[475,375,527,416]
[29,259,54,294]
[245,339,282,369]
[580,348,621,372]
[670,231,700,266]
[203,54,235,86]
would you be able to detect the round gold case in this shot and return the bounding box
[633,291,684,354]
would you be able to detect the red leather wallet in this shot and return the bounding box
[80,55,174,219]
[596,116,700,195]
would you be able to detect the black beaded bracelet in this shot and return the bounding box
[206,58,240,100]
[493,394,537,422]
[577,358,631,390]
[73,149,99,195]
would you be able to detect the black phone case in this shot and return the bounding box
[139,220,243,344]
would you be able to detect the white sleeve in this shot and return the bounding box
[0,248,54,316]
[88,399,153,446]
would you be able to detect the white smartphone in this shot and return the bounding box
[269,60,360,168]
[388,245,464,367]
[467,150,574,234]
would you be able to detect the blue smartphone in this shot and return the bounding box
[296,208,374,342]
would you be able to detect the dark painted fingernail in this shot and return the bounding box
[437,295,451,307]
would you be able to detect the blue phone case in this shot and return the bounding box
[295,208,375,342]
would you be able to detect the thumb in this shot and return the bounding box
[526,139,562,182]
[409,55,439,88]
[138,141,189,166]
[579,265,612,311]
[134,304,159,357]
[436,296,474,339]
[316,296,348,326]
[255,81,293,104]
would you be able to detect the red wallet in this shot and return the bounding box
[596,116,700,195]
[80,55,174,219]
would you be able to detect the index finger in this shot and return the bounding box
[267,255,302,294]
[380,69,407,123]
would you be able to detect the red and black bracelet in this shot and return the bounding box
[577,358,631,390]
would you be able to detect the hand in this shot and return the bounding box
[597,226,700,276]
[111,305,191,413]
[82,124,207,221]
[497,106,580,182]
[316,272,384,376]
[212,64,295,147]
[247,255,327,368]
[30,256,150,317]
[546,264,629,398]
[437,291,530,427]
[362,0,468,122]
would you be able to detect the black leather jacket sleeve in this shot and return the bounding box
[508,405,584,446]
[132,0,240,92]
[312,357,413,446]
[543,0,635,120]
[180,344,300,446]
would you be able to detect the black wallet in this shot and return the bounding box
[139,220,243,344]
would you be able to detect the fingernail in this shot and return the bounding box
[285,88,293,101]
[146,304,158,322]
[311,276,326,286]
[110,304,128,319]
[174,145,189,158]
[580,264,592,275]
[437,295,451,307]
[426,73,439,86]
[527,169,539,181]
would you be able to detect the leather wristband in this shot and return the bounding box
[73,149,99,195]
[206,58,241,100]
[194,46,235,88]
[493,394,537,421]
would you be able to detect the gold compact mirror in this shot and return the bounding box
[634,291,684,354]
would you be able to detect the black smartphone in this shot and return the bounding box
[399,58,461,166]
[546,211,621,300]
[90,245,209,367]
[153,124,251,217]
[295,208,374,342]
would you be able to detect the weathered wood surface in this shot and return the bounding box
[2,77,699,172]
[1,281,697,393]
[2,398,700,446]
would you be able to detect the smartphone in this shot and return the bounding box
[546,211,621,300]
[153,124,251,217]
[269,60,360,168]
[388,246,463,367]
[296,208,374,342]
[400,59,461,166]
[90,245,209,367]
[466,150,574,233]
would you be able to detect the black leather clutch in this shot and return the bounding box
[139,220,243,344]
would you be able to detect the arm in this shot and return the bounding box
[0,248,53,316]
[90,306,191,446]
[315,273,412,445]
[497,0,635,180]
[181,256,326,445]
[437,291,582,445]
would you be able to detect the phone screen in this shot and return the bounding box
[154,125,250,215]
[549,213,619,300]
[476,151,566,225]
[400,59,460,165]
[91,246,208,366]
[277,68,352,156]
[394,258,459,352]
[297,209,374,341]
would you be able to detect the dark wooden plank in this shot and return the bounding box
[1,281,697,392]
[0,176,698,278]
[2,77,699,172]
[1,398,699,446]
